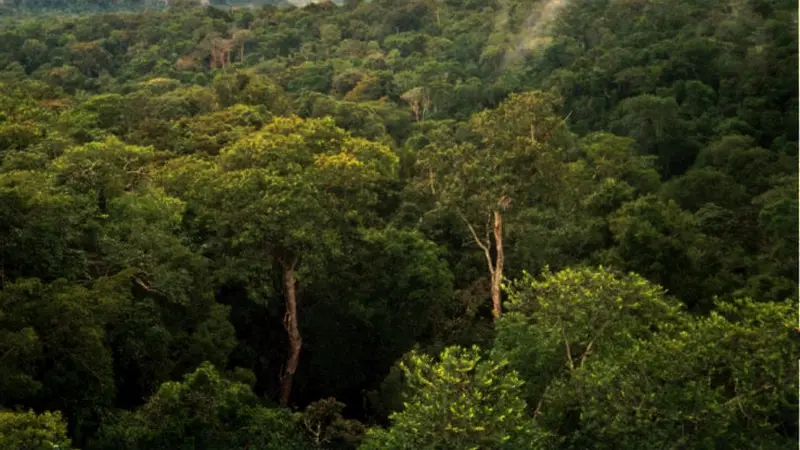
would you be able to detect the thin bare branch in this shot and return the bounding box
[579,340,594,369]
[579,308,624,369]
[534,383,551,418]
[562,328,575,372]
[457,210,493,274]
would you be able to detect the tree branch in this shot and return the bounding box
[457,210,493,274]
[132,274,156,293]
[562,327,575,373]
[534,383,551,418]
[578,307,625,369]
[578,339,594,369]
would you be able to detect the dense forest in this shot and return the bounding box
[0,0,797,448]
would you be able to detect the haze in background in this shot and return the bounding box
[503,0,569,67]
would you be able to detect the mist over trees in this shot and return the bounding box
[0,0,796,448]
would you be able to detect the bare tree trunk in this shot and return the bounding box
[279,262,302,407]
[458,209,504,322]
[491,209,504,320]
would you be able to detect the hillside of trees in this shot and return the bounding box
[0,0,797,448]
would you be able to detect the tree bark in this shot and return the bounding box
[458,209,504,321]
[279,262,302,407]
[491,209,503,320]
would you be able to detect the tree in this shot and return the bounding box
[295,227,454,404]
[211,70,290,113]
[67,40,112,77]
[611,94,699,178]
[0,278,116,442]
[91,186,237,406]
[296,92,389,142]
[576,132,661,197]
[492,266,686,420]
[169,104,270,155]
[417,91,570,320]
[20,38,47,72]
[660,167,748,212]
[400,87,431,122]
[738,173,799,302]
[70,93,128,137]
[694,134,794,197]
[231,29,254,63]
[318,24,342,57]
[301,397,365,448]
[0,1,796,446]
[561,298,797,449]
[603,195,711,309]
[91,362,309,450]
[360,346,548,450]
[491,263,797,449]
[505,132,660,278]
[50,136,163,212]
[0,410,73,450]
[50,135,237,411]
[159,116,398,406]
[0,169,91,283]
[199,32,234,69]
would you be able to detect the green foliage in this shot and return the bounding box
[577,132,660,198]
[92,362,309,450]
[494,267,797,449]
[0,278,116,438]
[296,92,390,142]
[494,266,685,409]
[660,167,748,212]
[506,131,660,276]
[360,346,548,450]
[612,94,699,177]
[299,227,454,402]
[212,71,291,113]
[603,195,712,308]
[0,0,795,447]
[302,397,366,448]
[169,104,271,155]
[0,169,91,281]
[415,91,572,319]
[51,136,162,202]
[562,298,797,449]
[162,115,398,283]
[0,410,73,450]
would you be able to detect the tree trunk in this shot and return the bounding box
[279,262,302,407]
[491,210,504,320]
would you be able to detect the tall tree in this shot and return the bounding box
[417,91,569,319]
[360,346,549,450]
[159,116,397,406]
